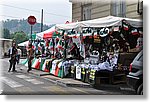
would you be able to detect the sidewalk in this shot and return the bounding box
[18,62,91,88]
[18,59,133,91]
[29,68,133,92]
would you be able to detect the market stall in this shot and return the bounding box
[20,16,143,86]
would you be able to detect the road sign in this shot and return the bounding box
[28,16,36,25]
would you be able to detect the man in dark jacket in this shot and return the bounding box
[8,43,18,72]
[27,43,34,72]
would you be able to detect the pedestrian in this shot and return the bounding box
[8,43,18,72]
[17,47,22,64]
[27,43,34,72]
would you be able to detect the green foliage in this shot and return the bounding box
[2,19,53,34]
[3,28,11,39]
[11,31,28,44]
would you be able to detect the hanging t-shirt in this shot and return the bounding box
[76,65,81,79]
[136,37,143,48]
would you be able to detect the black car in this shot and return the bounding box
[127,50,143,95]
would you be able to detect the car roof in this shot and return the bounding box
[133,50,143,62]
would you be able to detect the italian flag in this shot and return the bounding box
[40,60,47,72]
[123,23,129,31]
[21,58,28,65]
[49,39,54,50]
[131,28,139,35]
[56,39,64,50]
[31,58,36,65]
[55,60,62,76]
[39,58,45,71]
[32,58,40,69]
[25,59,28,67]
[50,59,62,76]
[67,38,74,52]
[58,61,64,78]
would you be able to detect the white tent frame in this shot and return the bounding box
[55,16,142,30]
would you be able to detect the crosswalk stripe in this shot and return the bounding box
[16,75,30,79]
[1,77,24,88]
[24,79,44,85]
[15,75,44,85]
[72,88,89,94]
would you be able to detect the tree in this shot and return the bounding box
[11,31,28,44]
[3,28,11,39]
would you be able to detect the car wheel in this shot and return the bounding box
[137,83,143,95]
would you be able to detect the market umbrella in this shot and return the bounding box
[43,30,60,39]
[36,26,62,39]
[18,40,29,46]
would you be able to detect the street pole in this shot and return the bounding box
[31,25,33,45]
[41,9,43,32]
[28,15,36,46]
[52,38,55,58]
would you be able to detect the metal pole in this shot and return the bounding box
[52,38,54,57]
[41,9,43,32]
[31,25,33,45]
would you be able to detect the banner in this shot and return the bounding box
[72,36,80,48]
[76,65,81,79]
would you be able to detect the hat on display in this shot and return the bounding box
[99,27,109,37]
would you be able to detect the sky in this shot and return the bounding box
[0,0,72,25]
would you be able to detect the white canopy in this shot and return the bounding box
[55,16,142,30]
[18,41,29,46]
[36,26,56,39]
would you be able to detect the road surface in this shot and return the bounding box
[0,58,136,95]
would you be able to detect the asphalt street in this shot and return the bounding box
[0,58,136,95]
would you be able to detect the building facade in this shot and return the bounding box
[70,0,143,22]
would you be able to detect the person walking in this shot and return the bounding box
[27,43,34,72]
[8,43,18,72]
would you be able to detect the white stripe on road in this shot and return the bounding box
[15,75,44,85]
[1,77,24,88]
[24,79,44,85]
[16,75,31,79]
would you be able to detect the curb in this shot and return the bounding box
[30,68,92,88]
[56,80,92,88]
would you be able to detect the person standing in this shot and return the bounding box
[27,43,34,72]
[8,43,18,72]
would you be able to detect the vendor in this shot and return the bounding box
[70,43,81,59]
[123,42,129,52]
[45,46,51,58]
[41,44,45,55]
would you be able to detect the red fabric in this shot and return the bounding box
[43,32,53,39]
[132,32,139,35]
[35,60,40,69]
[45,68,49,72]
[89,36,93,39]
[124,27,129,31]
[83,36,86,39]
[55,66,59,76]
[73,36,77,38]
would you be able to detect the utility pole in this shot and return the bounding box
[41,9,43,32]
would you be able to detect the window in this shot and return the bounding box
[138,55,143,61]
[137,0,143,15]
[82,4,91,21]
[111,0,126,17]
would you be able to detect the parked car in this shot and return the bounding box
[127,50,143,95]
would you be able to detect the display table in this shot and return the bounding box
[20,58,72,78]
